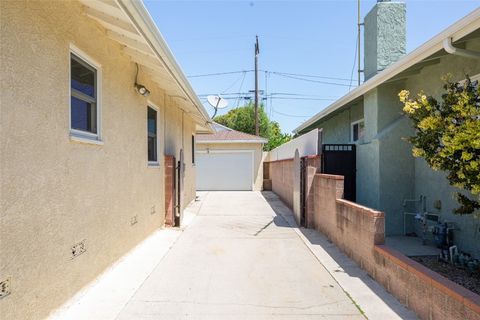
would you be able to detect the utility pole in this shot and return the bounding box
[254,35,260,136]
[357,0,361,86]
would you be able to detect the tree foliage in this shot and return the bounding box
[399,76,480,215]
[214,103,292,151]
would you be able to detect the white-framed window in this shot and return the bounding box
[147,105,158,164]
[351,119,365,143]
[69,45,102,143]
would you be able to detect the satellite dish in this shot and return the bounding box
[207,95,229,118]
[207,95,228,109]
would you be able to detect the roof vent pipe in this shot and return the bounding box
[443,37,480,59]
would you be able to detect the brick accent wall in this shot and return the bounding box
[304,156,321,229]
[263,162,272,191]
[311,173,479,320]
[312,174,385,266]
[268,159,294,209]
[374,246,480,320]
[164,155,175,227]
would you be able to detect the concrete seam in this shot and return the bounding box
[112,207,201,320]
[274,207,368,319]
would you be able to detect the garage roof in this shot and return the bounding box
[196,123,268,144]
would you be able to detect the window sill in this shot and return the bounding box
[70,133,104,146]
[148,161,160,168]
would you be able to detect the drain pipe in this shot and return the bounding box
[443,37,480,59]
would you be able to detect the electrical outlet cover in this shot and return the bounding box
[0,278,11,299]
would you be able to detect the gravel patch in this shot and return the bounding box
[410,255,480,295]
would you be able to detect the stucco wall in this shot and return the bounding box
[196,143,264,191]
[312,103,364,144]
[301,35,480,245]
[364,1,406,80]
[403,42,480,257]
[0,2,197,319]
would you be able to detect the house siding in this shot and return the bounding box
[0,2,197,319]
[297,33,480,255]
[403,41,480,258]
[310,103,364,144]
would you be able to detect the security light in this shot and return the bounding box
[134,63,150,97]
[135,83,150,97]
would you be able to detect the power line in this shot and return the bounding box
[236,71,247,107]
[197,91,337,98]
[272,109,311,118]
[271,71,357,82]
[188,70,254,78]
[269,97,335,101]
[188,69,358,83]
[271,72,353,87]
[221,72,246,94]
[349,29,359,91]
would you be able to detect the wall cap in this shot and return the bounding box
[316,173,344,181]
[336,199,385,218]
[374,245,480,314]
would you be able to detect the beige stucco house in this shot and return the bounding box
[0,1,212,319]
[196,123,267,191]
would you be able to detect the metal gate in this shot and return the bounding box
[321,144,356,201]
[300,157,306,227]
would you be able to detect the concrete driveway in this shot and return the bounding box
[116,192,364,320]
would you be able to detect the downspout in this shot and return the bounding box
[443,37,480,59]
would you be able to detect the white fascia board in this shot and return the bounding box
[294,8,480,134]
[196,140,267,144]
[115,0,214,133]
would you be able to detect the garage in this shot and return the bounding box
[195,123,267,191]
[196,151,253,191]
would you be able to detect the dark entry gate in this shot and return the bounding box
[321,144,356,201]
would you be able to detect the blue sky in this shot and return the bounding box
[144,0,479,134]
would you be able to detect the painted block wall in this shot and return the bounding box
[0,2,197,319]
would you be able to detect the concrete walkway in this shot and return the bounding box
[118,191,363,319]
[51,191,416,320]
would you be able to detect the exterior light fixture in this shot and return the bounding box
[134,63,150,97]
[135,83,150,97]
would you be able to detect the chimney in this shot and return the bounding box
[364,0,406,80]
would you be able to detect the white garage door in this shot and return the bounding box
[196,151,253,191]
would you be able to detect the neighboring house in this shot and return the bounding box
[0,1,212,319]
[196,123,267,191]
[294,3,480,257]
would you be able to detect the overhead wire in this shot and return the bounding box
[188,70,254,78]
[236,71,247,107]
[189,69,358,83]
[349,30,359,91]
[270,72,353,87]
[271,109,311,118]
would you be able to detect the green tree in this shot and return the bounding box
[214,103,292,151]
[399,75,480,215]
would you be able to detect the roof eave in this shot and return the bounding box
[196,139,268,144]
[294,8,480,134]
[115,0,214,133]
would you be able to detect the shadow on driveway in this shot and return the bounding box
[260,191,417,320]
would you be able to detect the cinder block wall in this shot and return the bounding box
[268,159,294,209]
[304,156,321,228]
[311,174,480,320]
